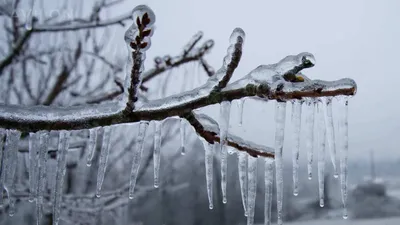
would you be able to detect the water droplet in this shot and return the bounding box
[293,191,299,196]
[222,198,227,204]
[154,184,159,188]
[308,175,312,180]
[86,162,92,167]
[128,195,134,200]
[95,193,101,198]
[209,204,213,210]
[319,202,324,208]
[334,173,339,179]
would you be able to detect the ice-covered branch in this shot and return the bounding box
[123,6,155,111]
[141,33,214,85]
[184,112,275,158]
[30,11,132,33]
[0,67,356,132]
[0,30,33,76]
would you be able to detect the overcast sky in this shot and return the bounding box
[28,0,400,162]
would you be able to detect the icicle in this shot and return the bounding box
[0,129,6,207]
[317,102,326,207]
[179,118,186,155]
[29,133,40,202]
[305,99,316,180]
[219,101,231,204]
[53,131,70,225]
[96,126,113,197]
[238,152,248,216]
[202,138,214,209]
[264,159,274,225]
[339,97,349,219]
[237,99,245,126]
[129,122,149,199]
[153,121,162,188]
[323,97,339,178]
[3,130,21,216]
[247,156,258,225]
[86,128,99,167]
[37,131,49,225]
[274,102,287,225]
[291,100,302,196]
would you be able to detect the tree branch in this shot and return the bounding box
[0,75,356,132]
[183,112,274,158]
[30,11,132,33]
[0,30,33,76]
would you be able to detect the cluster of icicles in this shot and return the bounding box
[0,97,349,225]
[205,95,350,225]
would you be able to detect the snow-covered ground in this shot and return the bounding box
[282,217,400,225]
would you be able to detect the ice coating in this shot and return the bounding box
[305,99,316,180]
[219,101,231,204]
[122,5,155,105]
[237,98,245,126]
[96,126,113,197]
[291,100,302,196]
[3,130,21,216]
[193,112,274,155]
[153,121,162,188]
[317,102,326,207]
[225,52,315,91]
[238,152,248,216]
[183,31,203,56]
[129,122,149,199]
[37,131,49,225]
[180,118,186,155]
[223,27,245,69]
[247,156,258,225]
[323,97,338,178]
[202,138,214,209]
[28,132,40,202]
[264,158,274,225]
[53,131,70,225]
[339,97,349,219]
[274,102,287,225]
[86,127,99,167]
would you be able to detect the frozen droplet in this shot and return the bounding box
[153,121,162,188]
[96,126,113,198]
[229,28,246,45]
[238,152,248,216]
[219,101,231,204]
[323,97,339,178]
[274,102,287,225]
[291,100,302,196]
[180,118,186,155]
[129,122,149,199]
[237,99,245,126]
[86,128,99,167]
[131,5,156,27]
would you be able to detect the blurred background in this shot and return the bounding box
[0,0,400,224]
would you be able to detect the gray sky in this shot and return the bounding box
[39,0,399,162]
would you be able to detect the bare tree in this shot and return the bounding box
[0,1,357,225]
